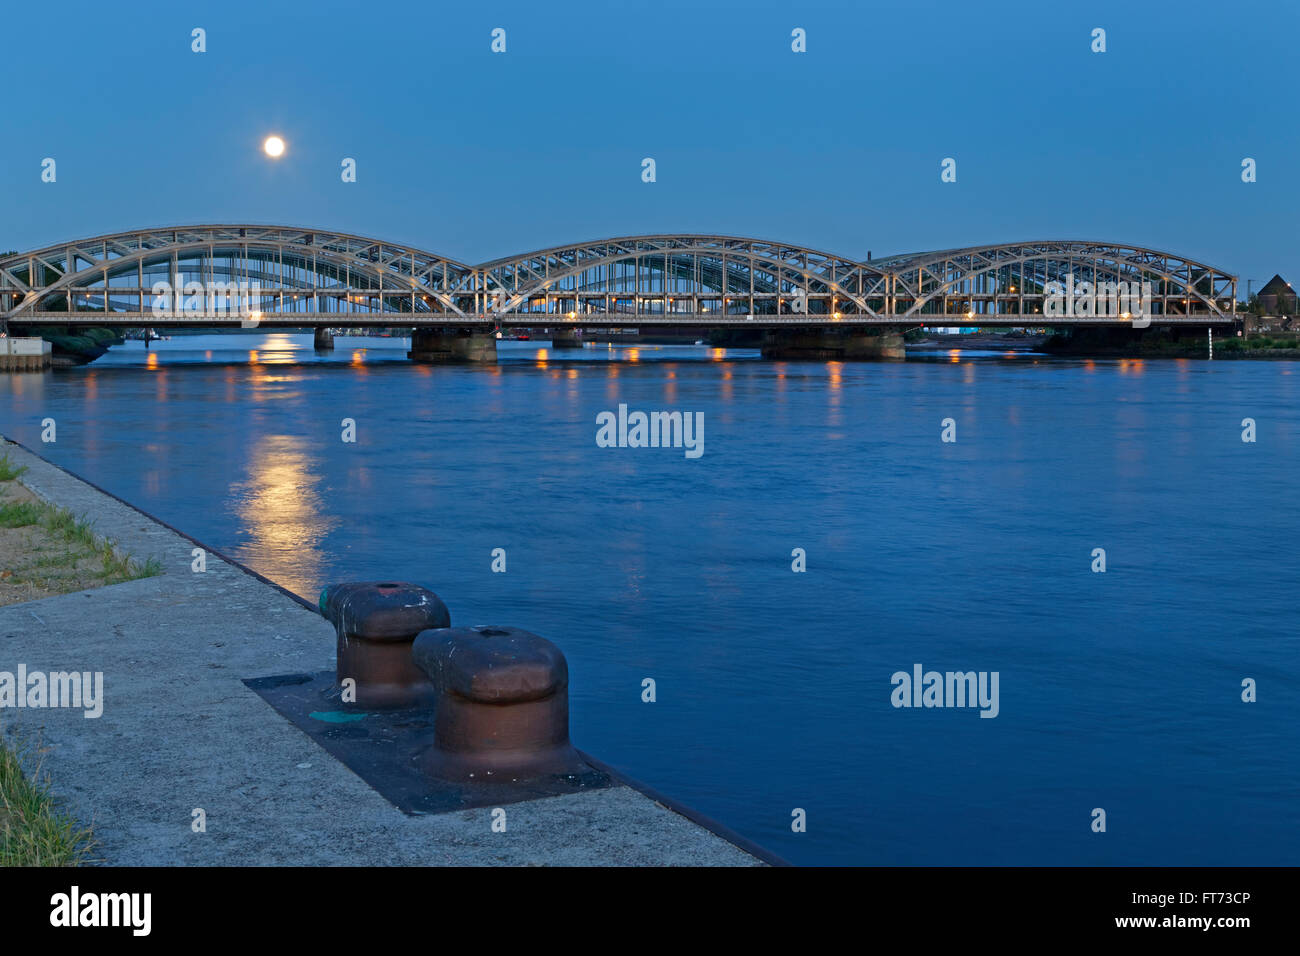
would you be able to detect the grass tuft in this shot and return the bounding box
[0,452,27,482]
[1,458,162,591]
[0,502,44,528]
[0,732,97,866]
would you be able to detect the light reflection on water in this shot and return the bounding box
[2,332,1298,866]
[229,433,336,597]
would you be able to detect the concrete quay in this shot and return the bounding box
[0,438,766,866]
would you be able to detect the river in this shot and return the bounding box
[2,332,1296,865]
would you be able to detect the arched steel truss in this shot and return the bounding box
[469,235,889,319]
[878,241,1237,319]
[0,225,473,320]
[0,227,1236,327]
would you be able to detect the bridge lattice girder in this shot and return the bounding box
[0,227,1237,322]
[880,241,1236,316]
[470,235,889,317]
[0,225,474,318]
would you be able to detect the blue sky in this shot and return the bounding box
[2,0,1295,293]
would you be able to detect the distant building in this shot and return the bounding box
[1257,274,1296,315]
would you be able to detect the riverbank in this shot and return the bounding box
[0,437,765,866]
[1,449,158,864]
[1039,328,1300,359]
[0,452,159,606]
[911,330,1300,359]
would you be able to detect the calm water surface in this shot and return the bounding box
[2,333,1297,865]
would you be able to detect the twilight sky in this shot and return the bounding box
[2,0,1295,293]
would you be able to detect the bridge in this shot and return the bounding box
[0,226,1238,360]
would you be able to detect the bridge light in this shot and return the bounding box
[568,311,576,319]
[833,312,842,320]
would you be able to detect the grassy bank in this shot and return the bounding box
[1041,328,1300,358]
[1216,335,1300,357]
[0,450,161,605]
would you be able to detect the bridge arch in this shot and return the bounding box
[0,225,474,319]
[470,235,890,319]
[877,241,1236,319]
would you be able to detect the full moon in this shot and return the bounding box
[262,136,286,158]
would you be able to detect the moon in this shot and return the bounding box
[263,136,286,159]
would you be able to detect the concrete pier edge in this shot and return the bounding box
[0,435,775,866]
[580,753,787,866]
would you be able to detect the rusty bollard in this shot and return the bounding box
[411,625,588,781]
[319,582,450,709]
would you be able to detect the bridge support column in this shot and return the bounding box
[550,327,583,349]
[761,328,905,360]
[0,337,53,372]
[313,328,334,351]
[408,328,497,364]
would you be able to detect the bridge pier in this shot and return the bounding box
[313,328,334,351]
[0,337,53,372]
[550,328,583,349]
[761,328,905,360]
[408,329,497,364]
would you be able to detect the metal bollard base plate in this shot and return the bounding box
[244,670,613,813]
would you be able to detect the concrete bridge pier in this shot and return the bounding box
[1,336,53,371]
[313,328,334,351]
[761,327,905,360]
[408,328,497,364]
[550,328,583,349]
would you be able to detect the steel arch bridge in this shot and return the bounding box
[0,226,1237,331]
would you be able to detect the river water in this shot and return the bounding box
[2,332,1296,865]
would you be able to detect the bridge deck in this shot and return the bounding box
[4,312,1237,329]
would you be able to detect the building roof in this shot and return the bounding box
[1257,274,1294,297]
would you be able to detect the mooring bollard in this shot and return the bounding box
[411,625,587,781]
[319,582,450,708]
